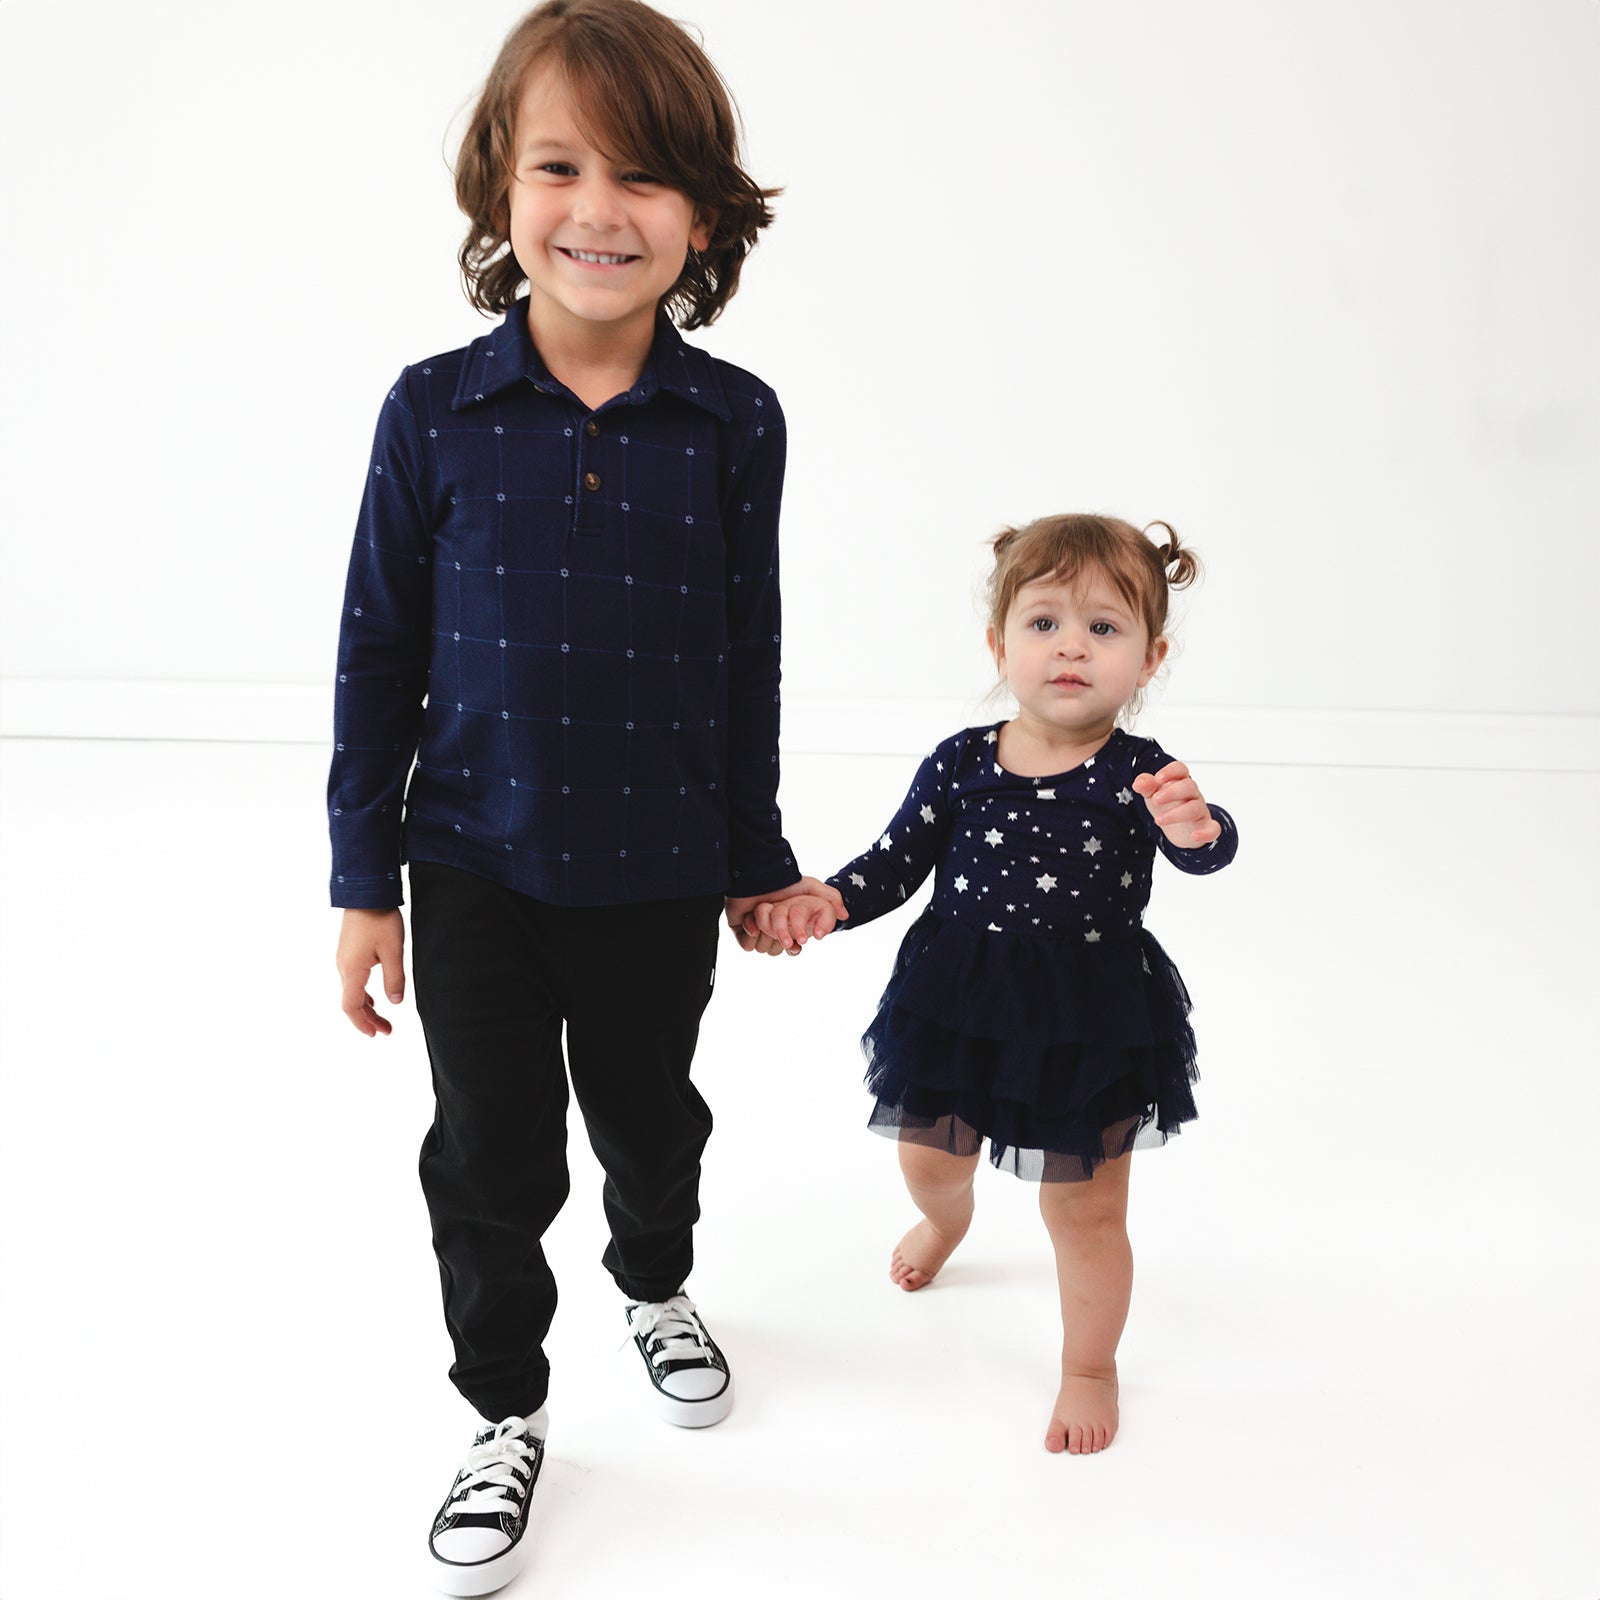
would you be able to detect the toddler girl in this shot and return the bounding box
[754,513,1238,1455]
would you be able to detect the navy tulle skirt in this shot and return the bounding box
[862,909,1200,1183]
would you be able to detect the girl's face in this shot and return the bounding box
[988,571,1168,742]
[507,67,712,354]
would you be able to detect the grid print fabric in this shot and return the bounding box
[329,302,795,908]
[826,726,1238,939]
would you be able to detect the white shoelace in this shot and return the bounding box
[628,1294,712,1366]
[448,1419,539,1516]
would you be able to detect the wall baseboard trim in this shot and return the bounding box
[2,678,1596,773]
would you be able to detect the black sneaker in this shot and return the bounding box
[427,1409,547,1596]
[624,1294,733,1427]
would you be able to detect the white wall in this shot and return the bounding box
[2,0,1596,763]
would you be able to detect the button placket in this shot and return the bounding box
[573,413,605,537]
[569,412,611,537]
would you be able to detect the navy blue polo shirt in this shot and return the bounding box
[328,301,796,909]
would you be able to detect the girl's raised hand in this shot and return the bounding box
[1132,761,1221,848]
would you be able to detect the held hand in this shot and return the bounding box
[724,890,786,955]
[336,908,406,1036]
[753,894,839,951]
[725,876,847,958]
[1132,761,1222,848]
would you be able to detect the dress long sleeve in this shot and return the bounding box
[823,737,962,929]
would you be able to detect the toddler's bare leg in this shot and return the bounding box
[1038,1151,1132,1454]
[891,1141,981,1290]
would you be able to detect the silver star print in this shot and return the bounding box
[1082,836,1102,856]
[954,875,969,893]
[985,730,997,744]
[1116,788,1133,805]
[878,833,893,851]
[1084,928,1101,943]
[850,872,866,889]
[1036,874,1057,892]
[984,828,1003,847]
[1120,871,1133,888]
[920,804,936,824]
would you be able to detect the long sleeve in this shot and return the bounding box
[1152,804,1237,874]
[824,740,959,930]
[326,370,436,908]
[721,385,796,897]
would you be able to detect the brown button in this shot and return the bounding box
[585,420,600,437]
[583,471,601,491]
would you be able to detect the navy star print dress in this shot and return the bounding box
[825,724,1239,1182]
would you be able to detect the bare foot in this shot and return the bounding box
[889,1216,968,1291]
[1044,1371,1119,1454]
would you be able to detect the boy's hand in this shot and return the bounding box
[724,876,846,957]
[337,907,406,1036]
[1132,761,1221,848]
[753,894,839,951]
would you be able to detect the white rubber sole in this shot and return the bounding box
[428,1534,532,1598]
[654,1374,733,1428]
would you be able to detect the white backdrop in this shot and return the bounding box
[1,0,1597,764]
[2,9,1599,1598]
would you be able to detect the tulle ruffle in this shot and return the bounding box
[861,909,1200,1182]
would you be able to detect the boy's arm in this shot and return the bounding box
[719,384,799,905]
[327,371,436,909]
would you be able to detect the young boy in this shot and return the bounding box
[327,3,838,1591]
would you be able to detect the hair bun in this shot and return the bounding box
[1145,520,1200,590]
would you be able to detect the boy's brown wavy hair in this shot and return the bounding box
[454,0,778,328]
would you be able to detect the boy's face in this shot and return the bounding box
[508,68,711,357]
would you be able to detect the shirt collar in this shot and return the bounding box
[452,301,733,421]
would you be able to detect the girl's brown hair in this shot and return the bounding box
[987,514,1201,714]
[454,0,778,327]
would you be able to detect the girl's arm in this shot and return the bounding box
[756,735,963,948]
[327,370,436,909]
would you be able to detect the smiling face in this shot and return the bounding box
[989,570,1169,743]
[506,67,712,356]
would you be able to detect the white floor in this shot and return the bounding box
[1,738,1597,1600]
